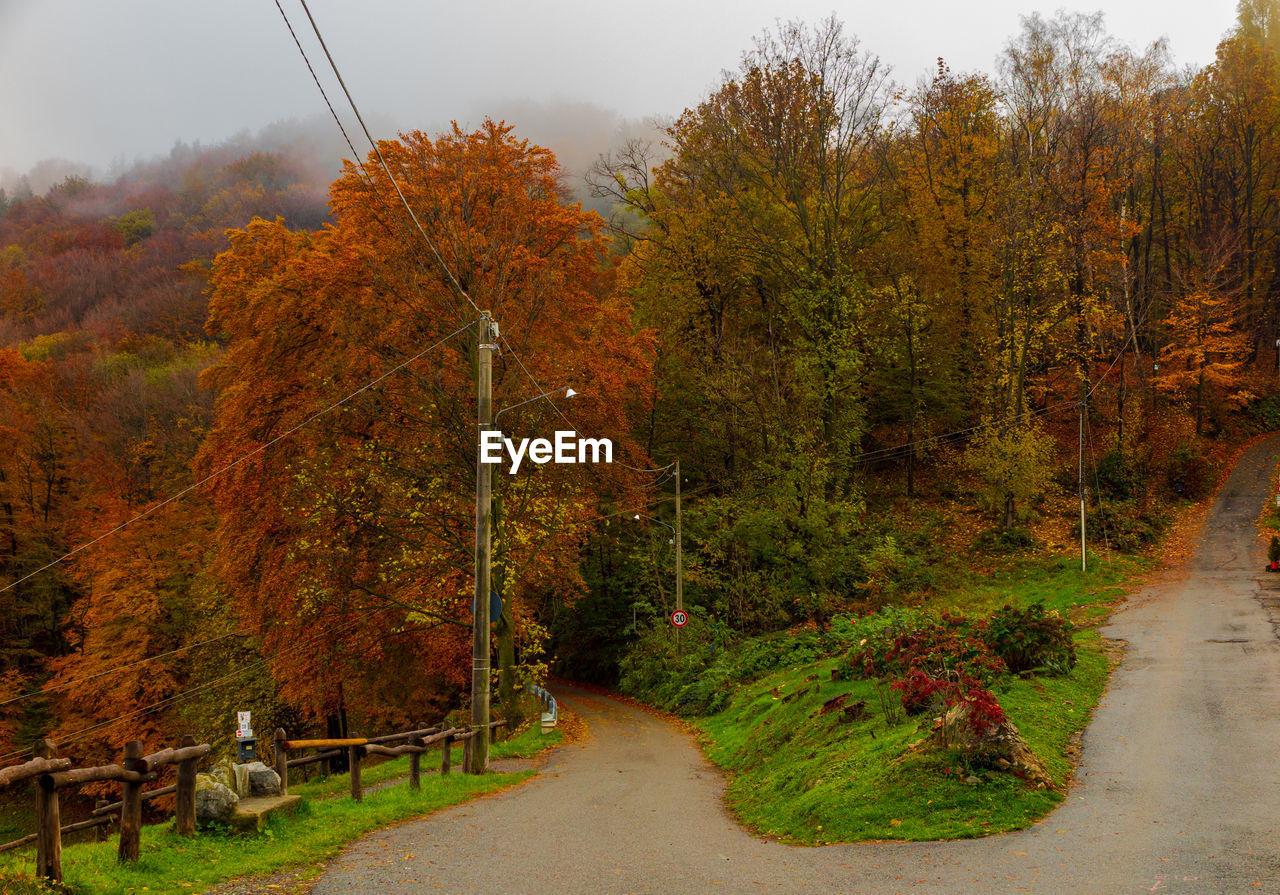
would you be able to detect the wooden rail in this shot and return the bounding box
[272,720,507,802]
[90,783,177,816]
[0,813,114,854]
[0,756,71,789]
[1,716,513,886]
[0,735,210,883]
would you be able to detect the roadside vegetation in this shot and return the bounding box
[0,722,561,894]
[615,554,1136,842]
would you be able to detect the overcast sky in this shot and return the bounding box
[0,1,1240,179]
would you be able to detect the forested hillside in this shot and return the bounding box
[5,7,1280,768]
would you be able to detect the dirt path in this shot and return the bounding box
[311,437,1280,894]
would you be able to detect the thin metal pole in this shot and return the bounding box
[471,312,495,773]
[675,458,682,657]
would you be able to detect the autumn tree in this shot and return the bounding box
[1238,0,1280,58]
[1156,237,1253,432]
[875,63,1004,496]
[200,121,653,729]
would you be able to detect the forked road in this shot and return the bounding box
[314,437,1280,894]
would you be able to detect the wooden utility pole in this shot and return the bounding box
[470,312,497,774]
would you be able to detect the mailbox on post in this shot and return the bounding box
[235,711,256,762]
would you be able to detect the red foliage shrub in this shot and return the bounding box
[854,612,1007,683]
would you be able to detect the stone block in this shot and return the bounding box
[229,794,302,833]
[194,774,239,826]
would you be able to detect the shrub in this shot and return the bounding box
[1074,501,1169,553]
[1166,440,1209,498]
[891,668,956,715]
[620,625,824,716]
[964,421,1058,522]
[1094,449,1139,500]
[830,605,935,679]
[974,525,1037,554]
[890,670,1007,737]
[848,612,1007,684]
[1247,395,1280,433]
[953,679,1008,738]
[983,603,1075,674]
[1270,536,1280,564]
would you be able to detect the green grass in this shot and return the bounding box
[693,553,1140,844]
[0,722,560,894]
[290,726,562,801]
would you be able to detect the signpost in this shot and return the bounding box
[670,609,688,628]
[235,711,255,762]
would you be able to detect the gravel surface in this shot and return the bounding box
[310,436,1280,894]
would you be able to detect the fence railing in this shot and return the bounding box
[529,685,558,726]
[0,718,508,885]
[272,719,507,801]
[0,735,210,882]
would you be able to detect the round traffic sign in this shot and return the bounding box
[671,609,689,628]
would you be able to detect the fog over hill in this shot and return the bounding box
[1,99,664,218]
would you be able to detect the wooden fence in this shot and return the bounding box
[0,735,210,883]
[272,718,507,801]
[0,718,507,885]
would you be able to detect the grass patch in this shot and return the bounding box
[291,725,562,801]
[693,554,1140,844]
[0,722,558,894]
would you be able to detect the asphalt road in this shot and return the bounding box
[313,437,1280,894]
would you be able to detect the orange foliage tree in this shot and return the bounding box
[199,121,653,730]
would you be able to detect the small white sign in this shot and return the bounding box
[237,711,251,728]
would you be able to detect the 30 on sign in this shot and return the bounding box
[670,609,689,628]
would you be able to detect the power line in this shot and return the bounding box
[0,319,477,597]
[0,601,422,763]
[0,631,300,764]
[276,1,675,483]
[847,333,1139,470]
[292,0,482,318]
[270,0,441,279]
[0,630,249,711]
[847,399,1082,469]
[271,0,363,170]
[497,333,677,476]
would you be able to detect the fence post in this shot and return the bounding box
[440,732,452,776]
[34,739,61,883]
[348,745,362,802]
[408,735,422,791]
[273,728,288,797]
[94,800,110,842]
[462,732,473,775]
[175,735,197,836]
[118,740,144,863]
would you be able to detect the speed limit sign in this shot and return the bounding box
[671,609,689,628]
